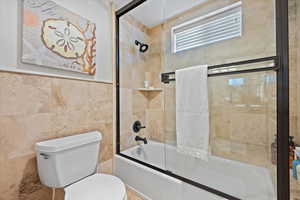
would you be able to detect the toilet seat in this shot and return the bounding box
[64,174,127,200]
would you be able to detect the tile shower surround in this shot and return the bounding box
[118,0,299,198]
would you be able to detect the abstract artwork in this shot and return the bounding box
[22,0,96,75]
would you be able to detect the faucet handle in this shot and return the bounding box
[133,121,146,133]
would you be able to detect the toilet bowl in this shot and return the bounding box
[65,174,127,200]
[35,131,126,200]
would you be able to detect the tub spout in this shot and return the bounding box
[135,136,148,144]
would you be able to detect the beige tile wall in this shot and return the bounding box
[162,72,276,168]
[159,0,277,167]
[118,0,299,198]
[153,0,278,195]
[145,25,164,143]
[119,15,150,151]
[118,0,278,168]
[157,0,279,195]
[162,0,276,72]
[159,0,300,198]
[289,0,300,198]
[0,72,113,200]
[289,0,300,145]
[208,72,276,168]
[119,15,164,151]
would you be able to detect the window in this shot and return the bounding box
[172,2,242,53]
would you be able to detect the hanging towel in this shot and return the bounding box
[176,65,210,160]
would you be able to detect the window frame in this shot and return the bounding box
[171,1,242,53]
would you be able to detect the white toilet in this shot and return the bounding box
[35,131,127,200]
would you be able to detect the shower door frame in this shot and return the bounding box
[115,0,290,199]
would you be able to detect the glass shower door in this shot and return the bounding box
[163,68,277,199]
[161,0,278,198]
[118,3,166,170]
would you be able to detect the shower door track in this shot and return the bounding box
[161,56,278,84]
[115,0,290,199]
[119,152,241,200]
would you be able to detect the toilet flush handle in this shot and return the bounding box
[40,153,50,159]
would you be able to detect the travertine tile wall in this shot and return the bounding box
[119,15,164,151]
[160,0,277,167]
[118,0,300,198]
[160,0,300,198]
[0,72,113,200]
[289,0,300,198]
[157,0,279,196]
[118,0,278,168]
[145,25,164,143]
[163,72,276,167]
[208,72,276,168]
[289,0,300,146]
[162,0,276,72]
[119,15,150,151]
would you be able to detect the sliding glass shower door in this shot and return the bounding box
[162,0,278,199]
[118,2,166,169]
[163,64,277,199]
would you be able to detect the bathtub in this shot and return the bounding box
[114,141,276,200]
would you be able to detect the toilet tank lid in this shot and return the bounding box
[36,131,102,153]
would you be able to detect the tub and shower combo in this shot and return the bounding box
[115,0,289,199]
[115,141,275,200]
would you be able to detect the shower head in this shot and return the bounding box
[135,40,149,53]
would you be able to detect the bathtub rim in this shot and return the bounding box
[118,141,276,200]
[116,152,241,200]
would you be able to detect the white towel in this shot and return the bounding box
[176,65,210,160]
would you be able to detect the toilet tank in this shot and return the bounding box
[36,131,102,188]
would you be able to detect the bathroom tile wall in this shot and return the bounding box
[289,0,300,198]
[208,72,276,168]
[0,72,113,200]
[119,15,150,151]
[145,25,164,143]
[160,0,276,167]
[117,0,300,198]
[117,0,278,171]
[162,72,276,167]
[119,15,164,151]
[162,0,276,72]
[159,0,279,196]
[159,0,300,198]
[158,0,300,198]
[289,0,300,146]
[152,0,278,194]
[117,0,279,194]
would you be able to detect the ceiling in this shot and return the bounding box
[114,0,208,28]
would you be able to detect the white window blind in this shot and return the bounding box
[172,2,242,53]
